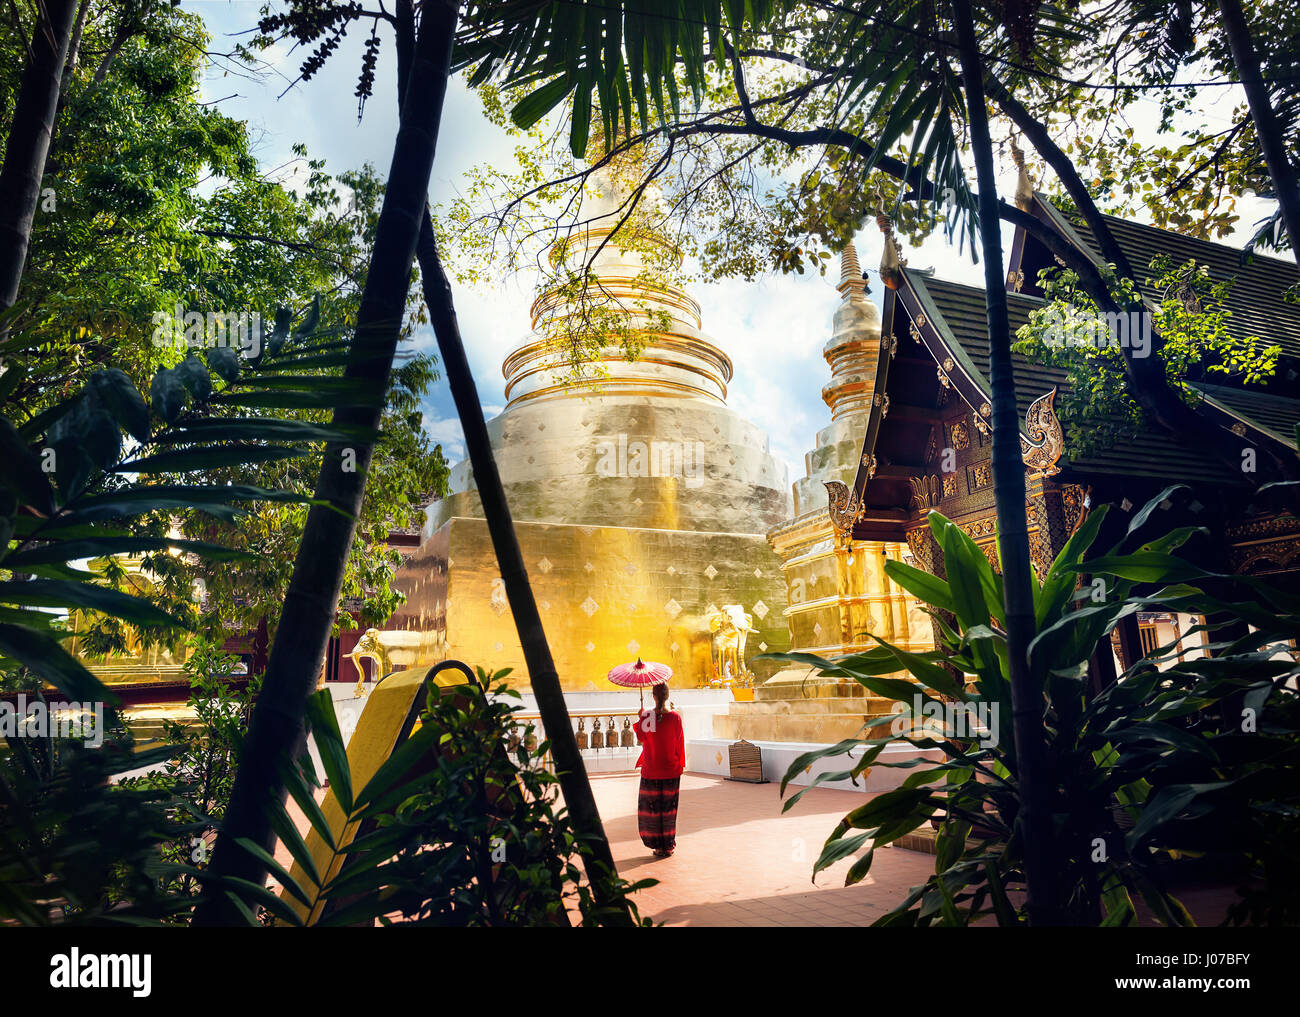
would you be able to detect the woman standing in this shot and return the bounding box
[632,682,686,857]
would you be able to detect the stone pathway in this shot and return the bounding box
[590,772,934,927]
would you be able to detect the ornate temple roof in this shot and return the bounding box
[835,197,1300,542]
[1028,195,1300,359]
[902,274,1240,483]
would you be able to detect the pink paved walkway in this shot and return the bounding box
[591,772,935,927]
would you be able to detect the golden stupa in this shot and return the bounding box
[387,160,792,691]
[713,243,933,743]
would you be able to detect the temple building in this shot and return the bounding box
[828,185,1300,683]
[386,163,794,691]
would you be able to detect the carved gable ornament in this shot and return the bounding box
[825,479,865,544]
[1019,387,1065,476]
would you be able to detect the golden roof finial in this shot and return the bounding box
[875,196,906,291]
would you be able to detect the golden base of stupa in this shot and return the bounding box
[388,514,790,692]
[712,673,897,744]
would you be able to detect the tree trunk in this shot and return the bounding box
[90,0,158,86]
[191,0,459,926]
[61,0,93,94]
[0,0,79,310]
[1217,0,1300,265]
[413,217,632,923]
[952,0,1063,926]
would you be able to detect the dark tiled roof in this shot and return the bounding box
[1037,197,1300,359]
[907,274,1240,484]
[1191,381,1300,448]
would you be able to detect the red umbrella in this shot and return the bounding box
[607,658,672,706]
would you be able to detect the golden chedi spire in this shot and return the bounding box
[822,242,882,422]
[772,238,884,519]
[503,150,733,409]
[875,199,908,291]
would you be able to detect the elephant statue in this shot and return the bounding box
[349,628,388,698]
[707,604,758,688]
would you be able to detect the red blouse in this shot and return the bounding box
[632,708,685,779]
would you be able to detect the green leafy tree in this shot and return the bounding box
[2,3,450,651]
[1013,255,1282,456]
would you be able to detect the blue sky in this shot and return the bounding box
[186,2,1269,485]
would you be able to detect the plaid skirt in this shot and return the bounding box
[637,776,680,853]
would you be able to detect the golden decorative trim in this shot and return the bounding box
[1231,537,1300,575]
[1061,483,1091,536]
[1019,387,1065,476]
[961,516,996,539]
[909,474,942,510]
[1225,514,1300,540]
[950,419,970,450]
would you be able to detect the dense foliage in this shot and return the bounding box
[1,2,447,668]
[222,672,654,927]
[764,488,1300,926]
[1013,255,1281,456]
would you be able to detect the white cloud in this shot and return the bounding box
[424,415,466,463]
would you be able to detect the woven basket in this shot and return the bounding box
[726,739,766,783]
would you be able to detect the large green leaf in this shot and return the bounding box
[86,369,150,443]
[0,418,53,512]
[0,623,114,704]
[5,536,255,568]
[883,557,957,615]
[1065,552,1215,584]
[305,691,353,816]
[1037,504,1108,628]
[0,580,182,628]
